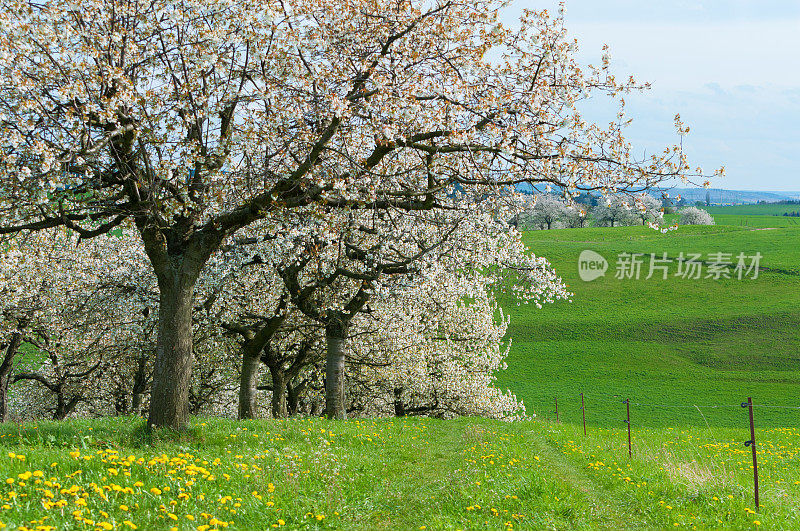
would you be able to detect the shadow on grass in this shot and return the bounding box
[0,416,209,449]
[129,421,208,448]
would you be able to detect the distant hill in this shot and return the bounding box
[515,183,800,205]
[662,188,800,205]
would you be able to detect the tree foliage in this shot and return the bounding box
[679,206,715,226]
[0,0,711,428]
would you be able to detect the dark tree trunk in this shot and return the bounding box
[324,323,347,419]
[114,387,128,415]
[286,380,299,416]
[147,275,196,430]
[310,398,322,417]
[286,381,298,416]
[287,379,307,416]
[258,346,289,418]
[393,387,406,417]
[54,391,80,421]
[55,392,66,420]
[0,331,24,423]
[269,366,287,418]
[137,219,223,431]
[130,390,143,415]
[238,349,261,420]
[131,353,148,415]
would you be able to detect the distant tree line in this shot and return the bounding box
[514,193,717,230]
[515,193,666,230]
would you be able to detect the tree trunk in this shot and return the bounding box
[238,350,261,420]
[393,387,406,417]
[287,380,299,416]
[0,331,24,423]
[54,391,66,421]
[310,398,321,417]
[131,353,148,415]
[269,366,287,418]
[114,387,128,415]
[131,393,142,415]
[54,391,80,421]
[324,323,347,419]
[287,379,307,416]
[147,276,196,430]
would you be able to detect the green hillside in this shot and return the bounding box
[710,214,800,228]
[498,222,800,428]
[706,204,800,217]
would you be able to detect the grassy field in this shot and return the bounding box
[0,416,797,530]
[497,221,800,428]
[4,208,800,529]
[663,204,800,228]
[706,204,800,217]
[708,215,800,228]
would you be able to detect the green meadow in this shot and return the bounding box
[498,218,800,428]
[2,209,800,530]
[1,416,798,530]
[706,204,800,217]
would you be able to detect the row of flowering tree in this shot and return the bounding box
[0,217,560,422]
[0,0,712,430]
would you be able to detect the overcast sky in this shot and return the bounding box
[501,1,800,191]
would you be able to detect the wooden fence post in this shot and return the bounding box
[742,397,759,510]
[580,393,586,436]
[624,399,632,458]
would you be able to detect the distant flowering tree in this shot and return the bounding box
[591,195,637,227]
[0,0,712,429]
[0,228,156,421]
[631,194,664,225]
[0,234,47,421]
[519,195,569,230]
[679,207,715,225]
[563,203,589,228]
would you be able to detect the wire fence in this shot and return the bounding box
[538,394,800,424]
[542,393,796,512]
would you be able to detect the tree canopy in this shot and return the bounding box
[0,0,712,429]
